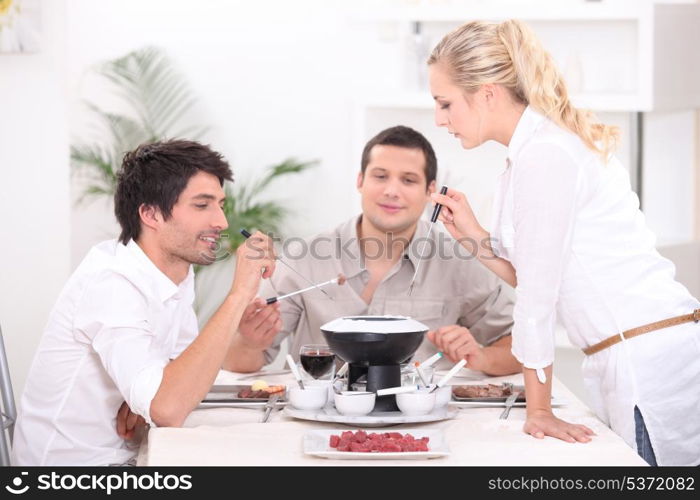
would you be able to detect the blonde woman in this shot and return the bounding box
[426,19,700,466]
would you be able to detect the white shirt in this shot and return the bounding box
[491,106,700,465]
[13,240,198,465]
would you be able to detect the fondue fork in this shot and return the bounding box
[412,352,445,386]
[240,229,333,300]
[413,362,430,388]
[334,362,349,381]
[407,186,449,296]
[420,352,443,368]
[376,385,421,396]
[428,359,467,393]
[265,274,346,304]
[286,354,305,390]
[331,363,349,394]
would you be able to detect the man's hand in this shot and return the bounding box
[236,297,283,350]
[230,231,276,302]
[116,401,146,441]
[427,325,489,371]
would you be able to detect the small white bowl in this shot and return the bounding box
[305,379,335,401]
[434,385,452,408]
[334,391,376,416]
[288,385,328,410]
[396,388,436,416]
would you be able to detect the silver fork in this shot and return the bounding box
[500,389,521,420]
[260,393,281,423]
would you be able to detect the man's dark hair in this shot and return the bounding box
[114,139,233,244]
[360,125,437,188]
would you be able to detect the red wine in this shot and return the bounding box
[300,352,335,379]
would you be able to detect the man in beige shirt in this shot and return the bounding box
[226,126,520,374]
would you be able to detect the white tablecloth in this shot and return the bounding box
[137,369,647,466]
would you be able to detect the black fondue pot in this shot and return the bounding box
[320,315,427,412]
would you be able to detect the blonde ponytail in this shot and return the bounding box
[429,19,619,160]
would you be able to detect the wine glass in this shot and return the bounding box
[299,344,336,381]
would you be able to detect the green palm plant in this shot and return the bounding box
[71,46,208,202]
[71,45,316,262]
[221,157,318,255]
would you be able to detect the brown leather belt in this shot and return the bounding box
[583,308,700,356]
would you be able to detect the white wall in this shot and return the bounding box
[0,0,70,399]
[643,111,696,243]
[67,0,401,267]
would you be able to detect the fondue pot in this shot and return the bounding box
[320,315,428,411]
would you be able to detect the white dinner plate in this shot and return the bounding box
[204,384,287,402]
[448,396,567,408]
[284,405,457,427]
[303,428,450,460]
[196,400,288,409]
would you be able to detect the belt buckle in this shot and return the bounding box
[694,309,700,323]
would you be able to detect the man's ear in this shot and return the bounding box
[138,204,161,231]
[427,179,436,196]
[356,171,364,190]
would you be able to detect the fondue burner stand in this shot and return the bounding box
[321,316,428,412]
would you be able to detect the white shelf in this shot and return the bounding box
[353,1,700,113]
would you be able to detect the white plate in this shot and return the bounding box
[204,384,287,403]
[196,401,288,409]
[284,405,457,427]
[303,428,450,460]
[448,396,567,408]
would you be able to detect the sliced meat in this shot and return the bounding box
[327,430,430,453]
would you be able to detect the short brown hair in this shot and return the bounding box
[360,126,437,188]
[115,140,233,244]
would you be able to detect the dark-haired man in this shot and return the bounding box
[226,126,520,374]
[13,140,278,465]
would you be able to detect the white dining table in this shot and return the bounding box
[137,368,647,466]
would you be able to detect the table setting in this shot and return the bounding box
[137,316,647,466]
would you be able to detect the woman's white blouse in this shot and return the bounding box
[490,107,700,465]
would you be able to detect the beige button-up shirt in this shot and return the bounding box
[261,216,514,369]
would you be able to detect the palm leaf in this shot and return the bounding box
[220,158,317,259]
[70,143,118,201]
[71,46,206,204]
[71,45,317,272]
[98,47,199,139]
